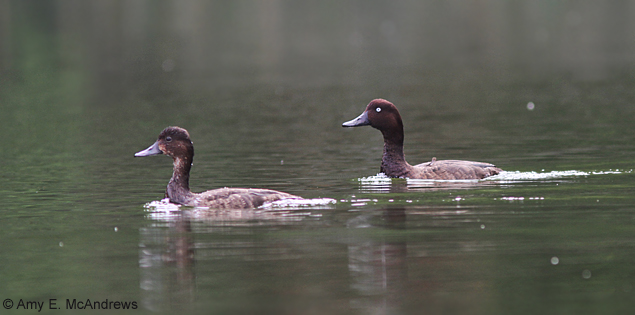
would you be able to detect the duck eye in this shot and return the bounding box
[166,136,172,142]
[375,107,382,113]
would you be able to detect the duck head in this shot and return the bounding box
[342,99,404,144]
[135,126,194,161]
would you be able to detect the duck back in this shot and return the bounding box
[190,188,298,209]
[408,159,501,180]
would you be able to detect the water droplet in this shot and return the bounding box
[480,224,485,229]
[59,242,64,247]
[161,59,175,72]
[114,227,118,232]
[527,102,535,110]
[582,269,592,279]
[550,257,559,265]
[280,160,284,165]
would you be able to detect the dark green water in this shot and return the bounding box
[2,1,635,314]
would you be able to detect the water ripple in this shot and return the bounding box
[487,169,631,181]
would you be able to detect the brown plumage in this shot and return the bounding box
[135,126,299,208]
[342,99,502,179]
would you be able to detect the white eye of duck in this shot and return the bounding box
[375,107,382,113]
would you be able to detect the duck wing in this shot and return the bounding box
[193,188,299,209]
[411,159,501,180]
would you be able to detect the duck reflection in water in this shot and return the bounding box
[347,207,408,313]
[139,211,195,311]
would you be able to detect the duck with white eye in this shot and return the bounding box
[342,99,502,180]
[135,126,307,209]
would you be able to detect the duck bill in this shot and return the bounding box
[342,111,370,127]
[135,141,162,157]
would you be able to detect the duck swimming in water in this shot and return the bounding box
[342,99,502,179]
[135,126,300,208]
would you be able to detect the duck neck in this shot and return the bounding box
[380,129,411,177]
[167,156,195,204]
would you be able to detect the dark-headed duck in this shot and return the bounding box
[342,99,502,179]
[135,126,300,208]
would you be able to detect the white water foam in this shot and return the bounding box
[144,198,181,210]
[259,198,336,209]
[143,197,336,211]
[143,198,183,221]
[486,169,630,181]
[358,173,393,185]
[358,169,630,184]
[143,197,335,221]
[356,173,394,192]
